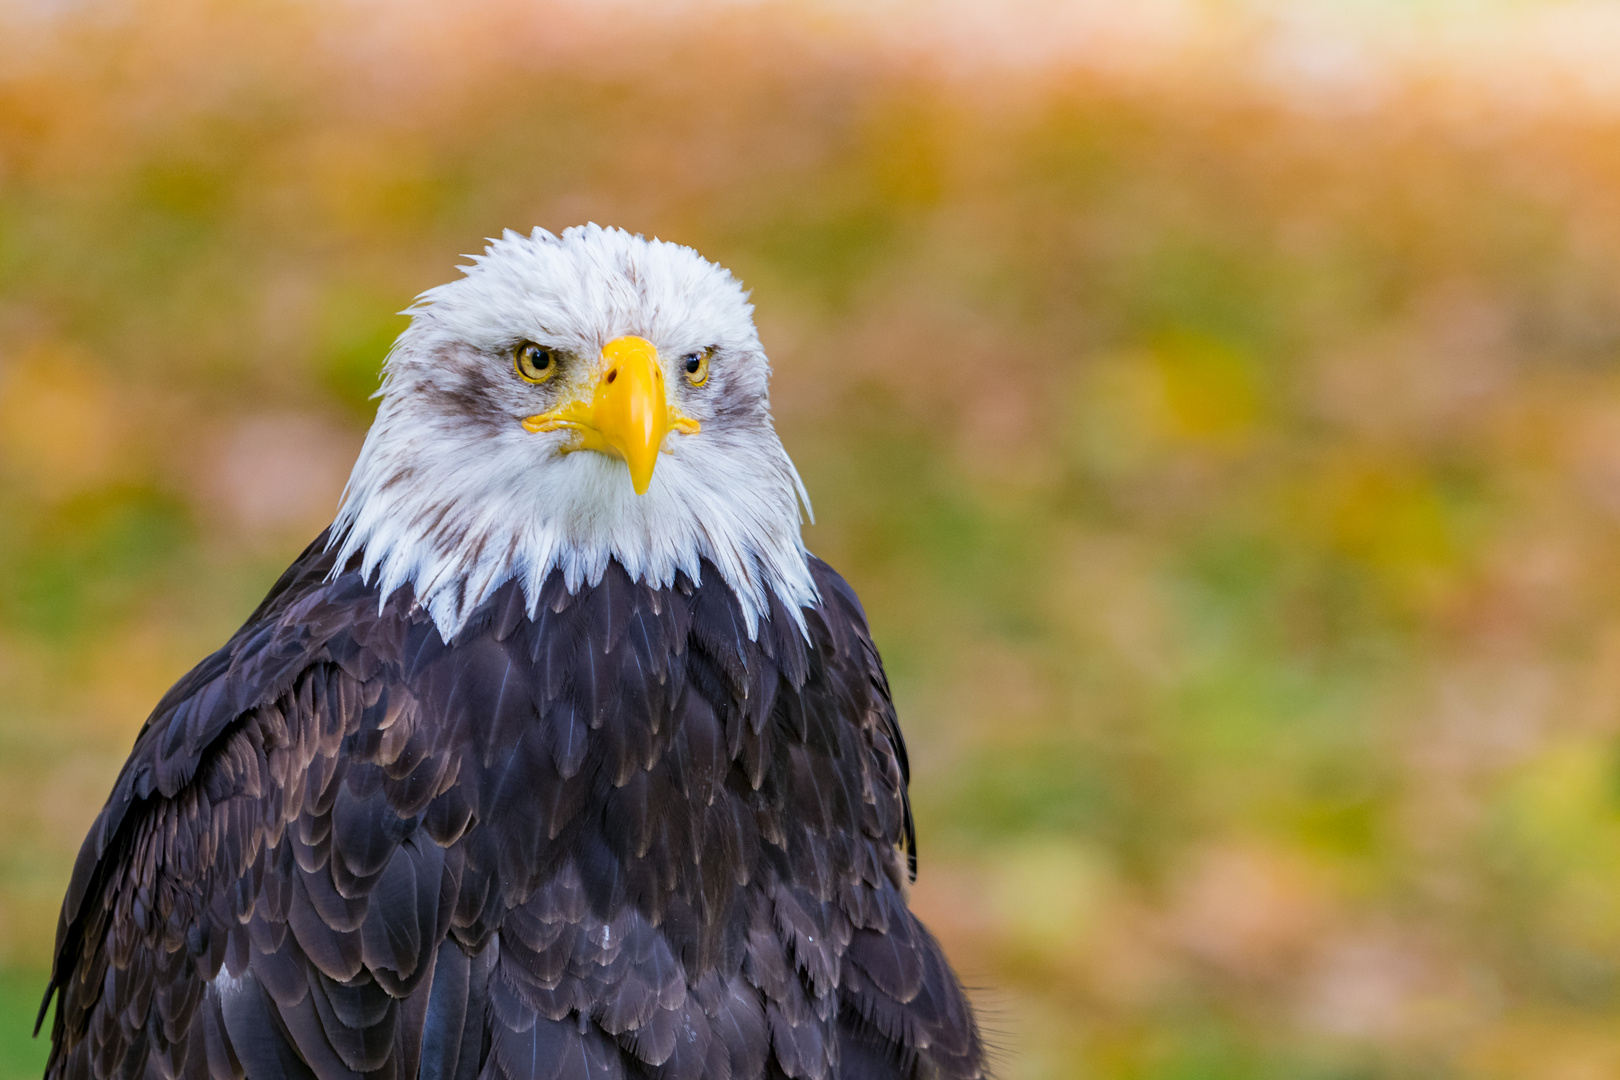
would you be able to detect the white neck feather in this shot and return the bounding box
[327,390,818,642]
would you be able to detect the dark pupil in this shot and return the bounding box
[526,347,550,370]
[685,353,702,373]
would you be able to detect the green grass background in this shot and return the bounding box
[0,974,47,1080]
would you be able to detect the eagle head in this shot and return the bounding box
[329,224,817,640]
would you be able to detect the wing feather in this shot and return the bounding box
[47,543,981,1080]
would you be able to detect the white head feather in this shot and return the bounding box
[328,224,817,640]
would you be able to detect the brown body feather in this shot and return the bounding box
[41,533,984,1080]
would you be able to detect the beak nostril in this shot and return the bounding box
[606,369,618,384]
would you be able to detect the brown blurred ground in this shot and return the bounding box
[10,1,1620,1077]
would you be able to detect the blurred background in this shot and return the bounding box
[9,0,1620,1076]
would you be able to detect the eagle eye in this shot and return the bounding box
[514,341,557,384]
[682,348,711,387]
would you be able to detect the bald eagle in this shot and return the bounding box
[40,226,985,1080]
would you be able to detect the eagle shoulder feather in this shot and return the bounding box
[42,536,983,1080]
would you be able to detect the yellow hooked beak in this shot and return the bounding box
[521,336,700,495]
